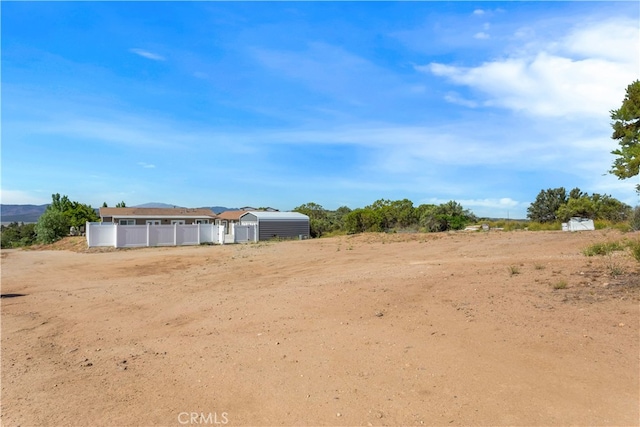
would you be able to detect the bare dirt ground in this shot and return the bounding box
[2,230,639,426]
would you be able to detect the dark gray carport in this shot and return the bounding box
[239,211,310,241]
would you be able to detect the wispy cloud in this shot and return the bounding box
[130,48,166,61]
[251,42,414,107]
[443,92,478,108]
[138,162,156,169]
[417,17,638,119]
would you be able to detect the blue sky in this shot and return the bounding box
[2,2,639,218]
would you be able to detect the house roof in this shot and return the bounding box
[99,207,217,219]
[239,211,309,221]
[217,210,246,221]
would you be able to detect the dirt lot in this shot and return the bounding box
[1,230,639,426]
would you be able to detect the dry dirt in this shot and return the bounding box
[1,230,639,426]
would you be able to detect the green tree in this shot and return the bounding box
[343,208,365,234]
[366,199,394,230]
[591,193,631,222]
[363,198,418,231]
[294,202,330,237]
[328,206,352,232]
[434,201,476,231]
[344,208,384,234]
[1,222,37,248]
[556,197,596,222]
[116,201,127,208]
[610,80,640,192]
[388,199,416,229]
[35,209,69,244]
[569,187,587,200]
[35,194,99,243]
[527,188,568,222]
[418,201,475,232]
[417,204,439,232]
[66,202,99,228]
[50,193,72,212]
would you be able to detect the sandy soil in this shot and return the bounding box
[1,230,639,426]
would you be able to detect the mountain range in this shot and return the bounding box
[0,203,232,224]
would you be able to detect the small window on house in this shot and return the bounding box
[195,219,209,224]
[146,220,161,225]
[171,220,186,225]
[119,219,136,226]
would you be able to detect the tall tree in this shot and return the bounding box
[527,188,568,222]
[610,80,640,192]
[35,194,99,243]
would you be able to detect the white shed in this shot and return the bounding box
[239,211,310,241]
[563,217,595,232]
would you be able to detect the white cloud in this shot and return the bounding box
[0,189,49,205]
[418,17,639,119]
[130,48,166,61]
[474,32,490,40]
[559,18,638,63]
[473,9,485,16]
[138,162,156,169]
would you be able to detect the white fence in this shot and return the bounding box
[86,222,257,248]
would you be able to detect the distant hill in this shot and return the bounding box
[1,204,48,223]
[202,206,234,214]
[133,202,185,209]
[1,203,235,224]
[133,203,233,214]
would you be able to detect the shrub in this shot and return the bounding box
[553,280,568,290]
[594,219,632,231]
[631,206,640,231]
[607,258,625,277]
[583,241,625,256]
[627,239,640,263]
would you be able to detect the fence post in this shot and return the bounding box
[114,223,119,248]
[146,223,150,247]
[219,224,225,245]
[174,223,178,246]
